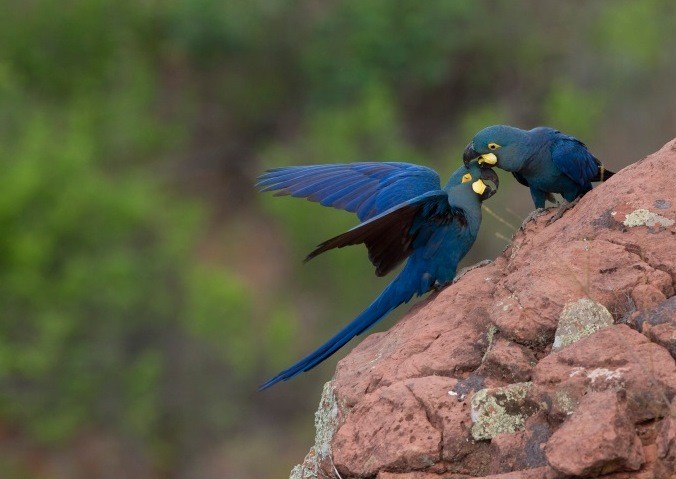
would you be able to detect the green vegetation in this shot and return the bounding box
[0,0,673,477]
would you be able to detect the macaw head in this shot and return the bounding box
[462,125,531,172]
[447,159,499,202]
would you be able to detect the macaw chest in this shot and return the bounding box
[423,224,476,278]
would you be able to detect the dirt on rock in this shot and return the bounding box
[290,139,676,479]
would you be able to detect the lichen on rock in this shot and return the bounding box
[470,382,538,440]
[622,208,674,228]
[313,382,340,460]
[553,298,614,350]
[289,382,341,479]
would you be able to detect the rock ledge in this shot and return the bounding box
[292,139,676,479]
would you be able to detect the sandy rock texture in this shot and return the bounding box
[290,139,676,479]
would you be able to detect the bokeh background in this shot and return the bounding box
[1,0,674,477]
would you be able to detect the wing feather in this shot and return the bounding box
[257,162,441,221]
[304,191,467,276]
[550,135,600,191]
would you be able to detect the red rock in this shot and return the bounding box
[404,376,479,465]
[592,445,656,479]
[477,336,536,383]
[655,398,675,479]
[488,412,551,473]
[332,262,499,408]
[377,472,470,479]
[376,467,565,479]
[544,390,645,476]
[643,322,676,361]
[377,470,561,479]
[332,381,442,477]
[531,324,676,424]
[632,284,668,311]
[638,297,676,359]
[294,140,676,479]
[475,468,560,479]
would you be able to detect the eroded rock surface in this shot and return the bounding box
[544,390,645,476]
[655,397,676,479]
[290,139,676,478]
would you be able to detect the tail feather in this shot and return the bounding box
[592,165,615,182]
[259,274,417,390]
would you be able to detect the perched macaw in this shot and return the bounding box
[257,160,498,389]
[462,125,614,209]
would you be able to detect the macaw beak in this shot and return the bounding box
[478,166,499,201]
[472,179,487,195]
[462,143,498,167]
[462,143,479,167]
[478,153,498,166]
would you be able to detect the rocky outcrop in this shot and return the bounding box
[544,390,644,476]
[290,139,676,479]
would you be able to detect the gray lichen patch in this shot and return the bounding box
[289,448,319,479]
[553,390,578,416]
[481,325,499,362]
[314,381,339,459]
[553,298,614,350]
[622,208,674,228]
[470,381,538,440]
[289,382,340,479]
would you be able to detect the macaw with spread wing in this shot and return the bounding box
[257,160,498,389]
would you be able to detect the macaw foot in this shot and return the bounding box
[519,208,548,229]
[453,259,493,284]
[546,197,580,225]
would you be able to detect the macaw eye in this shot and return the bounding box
[488,142,501,150]
[461,173,472,183]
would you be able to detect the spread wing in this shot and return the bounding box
[550,135,600,191]
[305,191,467,277]
[257,162,441,222]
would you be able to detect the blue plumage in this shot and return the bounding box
[258,162,442,221]
[463,125,614,208]
[257,160,498,389]
[549,132,599,193]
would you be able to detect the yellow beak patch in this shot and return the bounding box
[472,179,487,195]
[478,153,498,165]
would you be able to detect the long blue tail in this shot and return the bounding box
[259,271,420,390]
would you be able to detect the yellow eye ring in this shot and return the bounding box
[488,142,501,150]
[461,173,472,183]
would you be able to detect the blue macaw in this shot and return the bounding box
[462,125,614,209]
[257,160,499,389]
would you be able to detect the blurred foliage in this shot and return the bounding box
[0,84,255,460]
[302,1,477,104]
[0,0,674,478]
